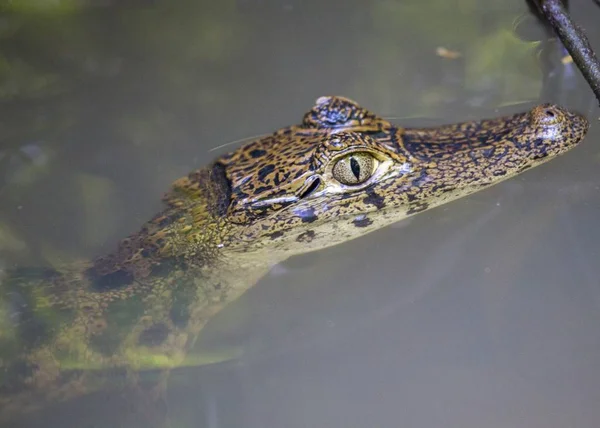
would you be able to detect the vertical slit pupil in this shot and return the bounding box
[350,157,361,180]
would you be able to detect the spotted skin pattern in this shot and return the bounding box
[0,96,589,420]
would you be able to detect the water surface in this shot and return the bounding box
[1,0,600,427]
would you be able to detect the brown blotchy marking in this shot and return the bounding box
[255,186,270,194]
[257,164,275,181]
[362,191,386,210]
[353,217,373,228]
[296,230,315,243]
[249,149,266,158]
[87,268,134,292]
[138,323,170,347]
[269,230,284,240]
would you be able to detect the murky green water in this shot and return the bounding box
[1,0,600,427]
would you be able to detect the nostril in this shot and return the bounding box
[545,110,555,117]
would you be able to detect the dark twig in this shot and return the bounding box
[532,0,600,105]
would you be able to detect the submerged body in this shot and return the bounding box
[0,96,589,419]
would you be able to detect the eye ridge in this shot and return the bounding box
[350,156,361,180]
[299,177,321,199]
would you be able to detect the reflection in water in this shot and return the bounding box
[1,0,600,427]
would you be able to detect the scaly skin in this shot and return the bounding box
[0,96,589,420]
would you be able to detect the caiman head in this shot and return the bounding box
[110,95,587,279]
[207,96,588,259]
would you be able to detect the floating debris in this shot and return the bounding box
[561,54,574,64]
[436,46,463,60]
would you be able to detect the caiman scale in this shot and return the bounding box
[0,96,589,419]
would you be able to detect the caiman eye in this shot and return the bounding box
[332,152,377,185]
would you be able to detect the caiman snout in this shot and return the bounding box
[394,103,589,206]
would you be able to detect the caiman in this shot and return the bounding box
[0,96,589,420]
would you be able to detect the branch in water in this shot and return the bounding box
[531,0,600,105]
